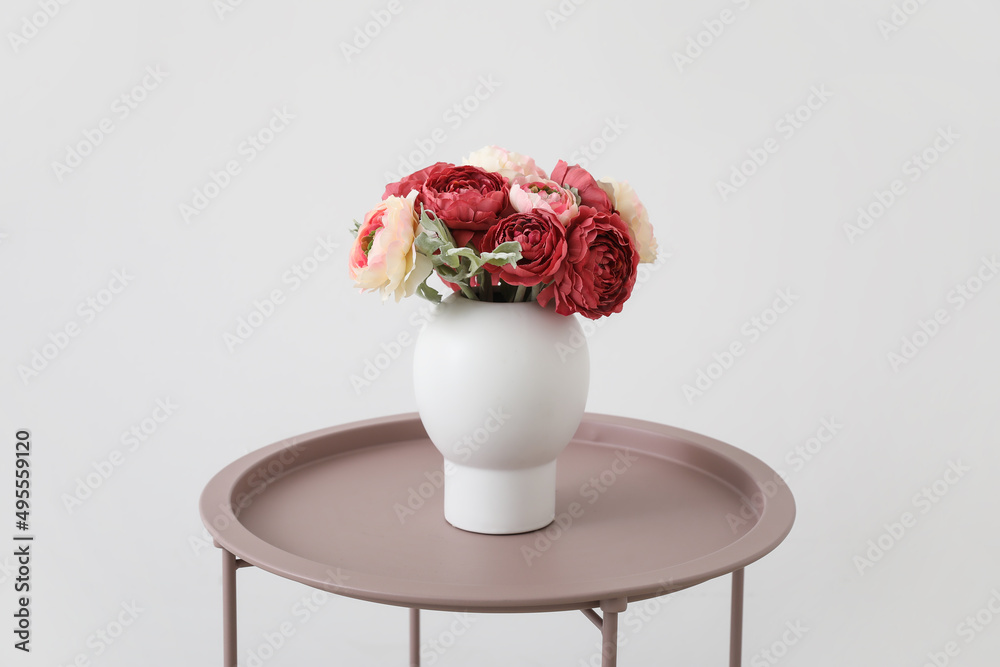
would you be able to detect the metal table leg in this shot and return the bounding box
[219,556,743,667]
[222,548,238,667]
[600,598,627,667]
[410,608,420,667]
[730,568,744,667]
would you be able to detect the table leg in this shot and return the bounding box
[410,608,420,667]
[730,568,744,667]
[600,598,627,667]
[222,548,238,667]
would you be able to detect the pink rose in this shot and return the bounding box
[550,160,613,213]
[349,193,432,302]
[416,164,510,235]
[537,206,639,319]
[382,162,453,200]
[480,210,568,286]
[508,179,580,226]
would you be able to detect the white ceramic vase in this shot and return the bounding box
[412,293,590,534]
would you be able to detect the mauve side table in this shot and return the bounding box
[200,413,795,667]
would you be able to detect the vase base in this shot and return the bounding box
[443,461,557,535]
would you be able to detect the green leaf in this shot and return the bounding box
[443,247,485,274]
[433,262,459,278]
[411,207,500,297]
[414,208,462,269]
[350,219,361,237]
[418,208,457,246]
[492,241,522,255]
[482,252,520,267]
[414,231,447,257]
[481,241,522,267]
[416,279,441,304]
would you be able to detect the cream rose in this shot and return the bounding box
[603,178,658,263]
[463,145,548,182]
[349,192,432,302]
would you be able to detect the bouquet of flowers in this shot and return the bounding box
[348,146,657,319]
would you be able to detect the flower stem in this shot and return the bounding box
[530,284,542,301]
[482,270,493,301]
[459,282,478,300]
[514,285,527,302]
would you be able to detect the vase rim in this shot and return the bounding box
[443,293,552,309]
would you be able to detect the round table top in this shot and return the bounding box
[200,413,795,613]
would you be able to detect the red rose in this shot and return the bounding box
[382,162,453,200]
[453,229,488,249]
[417,165,509,234]
[550,160,613,213]
[537,206,639,319]
[481,211,568,286]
